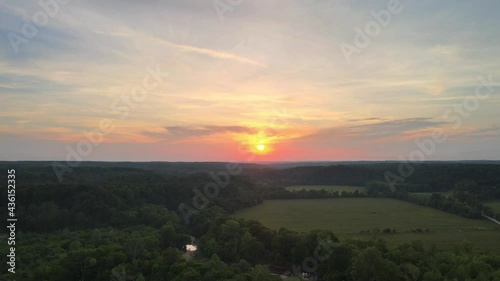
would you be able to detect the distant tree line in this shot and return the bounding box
[262,188,366,199]
[367,181,499,220]
[249,163,500,190]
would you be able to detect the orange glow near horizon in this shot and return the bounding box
[245,131,274,155]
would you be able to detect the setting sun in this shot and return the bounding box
[241,132,275,155]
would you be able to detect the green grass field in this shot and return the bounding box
[485,201,500,213]
[234,198,500,253]
[285,185,366,193]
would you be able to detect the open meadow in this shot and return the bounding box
[409,191,454,199]
[234,198,500,253]
[486,201,500,213]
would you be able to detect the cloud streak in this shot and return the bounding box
[303,118,446,141]
[165,125,258,137]
[161,40,267,67]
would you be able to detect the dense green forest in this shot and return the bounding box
[1,162,500,280]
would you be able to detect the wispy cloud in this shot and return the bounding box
[159,39,267,67]
[165,125,258,137]
[304,118,446,141]
[354,118,445,133]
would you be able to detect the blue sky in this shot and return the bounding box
[1,0,499,161]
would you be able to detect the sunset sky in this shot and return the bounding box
[1,0,500,161]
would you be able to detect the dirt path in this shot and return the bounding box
[482,214,500,226]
